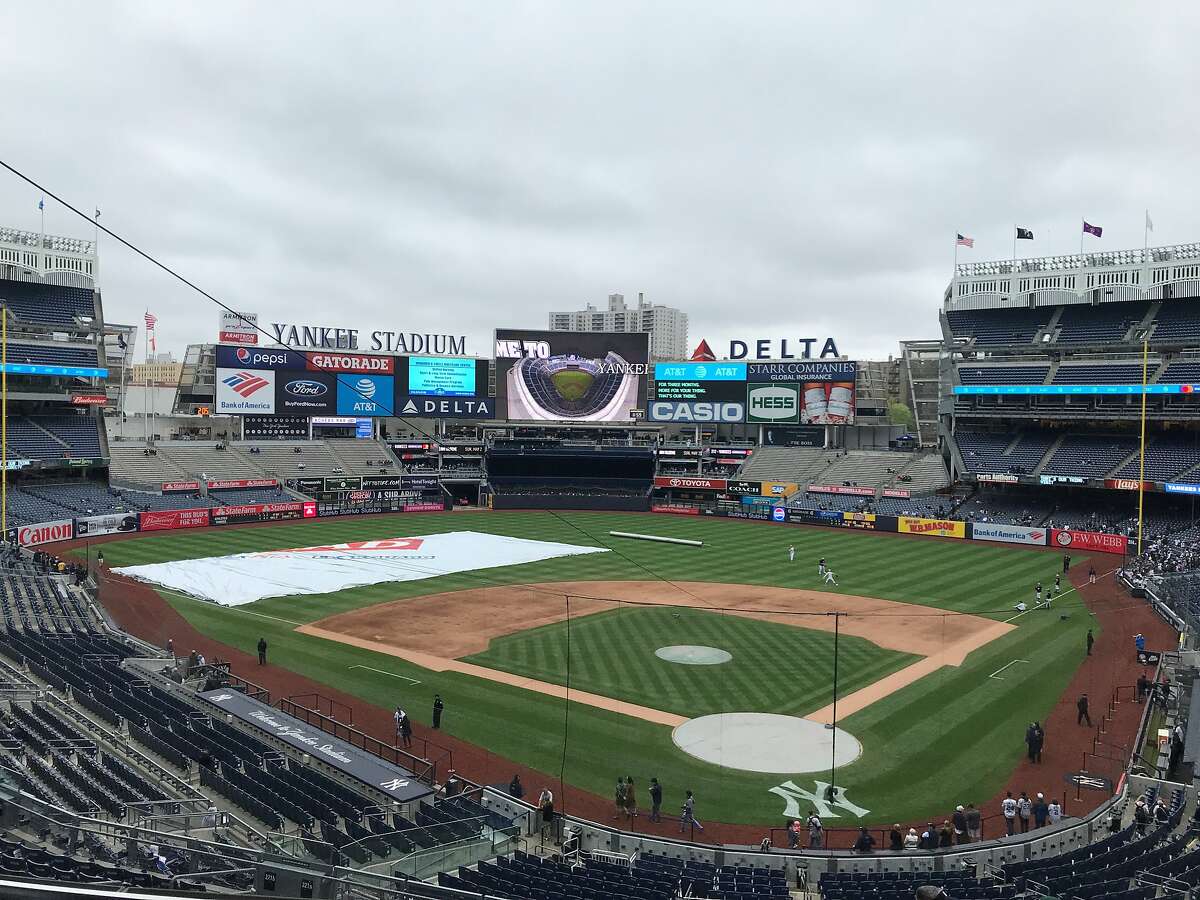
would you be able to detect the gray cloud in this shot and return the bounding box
[2,1,1198,360]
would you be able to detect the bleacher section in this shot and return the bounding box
[0,278,94,326]
[1160,361,1200,383]
[733,447,835,483]
[819,452,909,489]
[1053,364,1147,385]
[820,867,1015,900]
[958,365,1048,385]
[6,342,99,368]
[945,307,1051,346]
[1040,434,1138,478]
[896,454,951,493]
[156,444,266,481]
[6,416,102,461]
[325,439,399,473]
[108,444,189,484]
[1113,436,1200,483]
[955,430,1054,475]
[1053,301,1150,345]
[1151,300,1200,345]
[240,442,341,478]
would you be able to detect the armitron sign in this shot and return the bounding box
[653,476,727,490]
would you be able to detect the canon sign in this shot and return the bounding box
[18,520,73,546]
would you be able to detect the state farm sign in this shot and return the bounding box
[652,476,727,490]
[18,520,73,546]
[1051,529,1128,554]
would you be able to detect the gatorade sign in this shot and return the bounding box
[747,384,800,423]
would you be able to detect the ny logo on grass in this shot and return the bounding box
[768,780,869,819]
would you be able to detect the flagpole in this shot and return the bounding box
[1080,218,1085,257]
[143,315,150,445]
[1012,225,1017,268]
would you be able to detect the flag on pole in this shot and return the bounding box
[37,199,43,211]
[1145,210,1153,233]
[145,311,158,353]
[955,234,975,248]
[1016,227,1034,240]
[1083,221,1103,238]
[94,208,101,220]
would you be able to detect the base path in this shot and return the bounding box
[301,580,1013,725]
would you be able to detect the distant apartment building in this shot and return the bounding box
[131,352,183,386]
[548,292,688,360]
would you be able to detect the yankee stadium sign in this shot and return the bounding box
[269,322,466,355]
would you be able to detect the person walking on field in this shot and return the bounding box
[1086,629,1094,655]
[400,711,413,749]
[806,812,824,849]
[257,637,267,665]
[649,778,662,822]
[818,557,826,577]
[1031,721,1044,763]
[613,778,626,819]
[679,790,703,833]
[1063,553,1071,574]
[1088,565,1097,585]
[1077,693,1092,726]
[1024,723,1039,762]
[432,694,444,729]
[788,545,795,562]
[624,776,638,819]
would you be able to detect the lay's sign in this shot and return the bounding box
[898,517,966,539]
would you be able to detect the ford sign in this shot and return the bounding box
[286,379,329,397]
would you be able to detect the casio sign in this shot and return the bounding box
[649,401,744,423]
[286,380,328,397]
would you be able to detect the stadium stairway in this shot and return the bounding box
[1031,433,1066,476]
[324,439,402,475]
[108,443,191,487]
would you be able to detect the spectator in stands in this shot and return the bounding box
[806,811,823,849]
[537,786,555,835]
[853,827,875,853]
[1169,723,1185,775]
[257,637,267,665]
[787,819,802,849]
[1133,798,1151,834]
[888,824,902,851]
[1153,797,1170,824]
[649,777,662,822]
[508,774,523,800]
[902,827,920,850]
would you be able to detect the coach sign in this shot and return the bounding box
[198,689,432,803]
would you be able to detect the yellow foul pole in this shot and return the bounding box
[1136,336,1149,555]
[2,309,6,537]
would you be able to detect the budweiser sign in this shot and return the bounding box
[139,509,212,531]
[70,394,108,405]
[652,476,727,490]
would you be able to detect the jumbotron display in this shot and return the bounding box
[494,329,649,422]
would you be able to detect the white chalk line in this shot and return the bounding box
[988,659,1030,680]
[1002,567,1115,624]
[349,664,422,684]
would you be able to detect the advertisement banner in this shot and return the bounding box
[760,481,799,497]
[746,383,801,423]
[1105,479,1155,491]
[277,371,336,414]
[75,513,139,536]
[293,477,325,494]
[724,480,761,496]
[218,311,259,345]
[653,476,727,491]
[494,329,649,423]
[788,508,843,526]
[162,481,201,493]
[306,352,395,374]
[841,512,878,530]
[211,503,306,526]
[881,488,911,499]
[18,520,74,546]
[403,502,445,513]
[324,476,363,491]
[898,517,966,539]
[336,373,394,417]
[971,523,1048,546]
[763,425,824,448]
[405,356,480,396]
[647,400,746,423]
[977,473,1020,483]
[70,394,109,406]
[1050,529,1128,554]
[808,484,875,497]
[206,478,278,490]
[654,363,747,407]
[395,395,496,419]
[216,345,306,370]
[652,504,700,515]
[745,362,857,425]
[216,368,276,415]
[139,509,212,531]
[1165,482,1200,495]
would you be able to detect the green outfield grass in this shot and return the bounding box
[465,605,919,718]
[90,510,1096,825]
[549,369,594,402]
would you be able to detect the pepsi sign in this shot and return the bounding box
[216,344,306,370]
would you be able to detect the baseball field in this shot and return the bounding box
[88,509,1096,827]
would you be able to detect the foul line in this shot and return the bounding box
[348,664,421,684]
[988,659,1029,680]
[1003,567,1116,624]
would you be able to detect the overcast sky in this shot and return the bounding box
[3,2,1199,361]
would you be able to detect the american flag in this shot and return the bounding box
[144,311,157,330]
[956,234,974,248]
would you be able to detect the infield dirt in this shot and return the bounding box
[299,580,1013,724]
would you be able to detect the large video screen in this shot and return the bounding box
[407,356,477,396]
[746,361,857,425]
[494,329,649,422]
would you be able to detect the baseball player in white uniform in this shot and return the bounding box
[788,545,795,562]
[823,569,839,587]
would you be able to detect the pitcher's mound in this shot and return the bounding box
[655,645,732,665]
[672,713,862,773]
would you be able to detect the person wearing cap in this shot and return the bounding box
[853,826,875,853]
[1033,793,1049,828]
[1017,791,1032,833]
[1134,798,1151,834]
[1047,798,1062,825]
[902,827,920,850]
[952,805,967,844]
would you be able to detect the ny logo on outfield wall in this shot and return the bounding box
[768,780,869,819]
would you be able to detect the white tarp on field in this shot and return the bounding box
[113,531,609,607]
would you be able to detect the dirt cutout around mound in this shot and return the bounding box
[299,580,1013,725]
